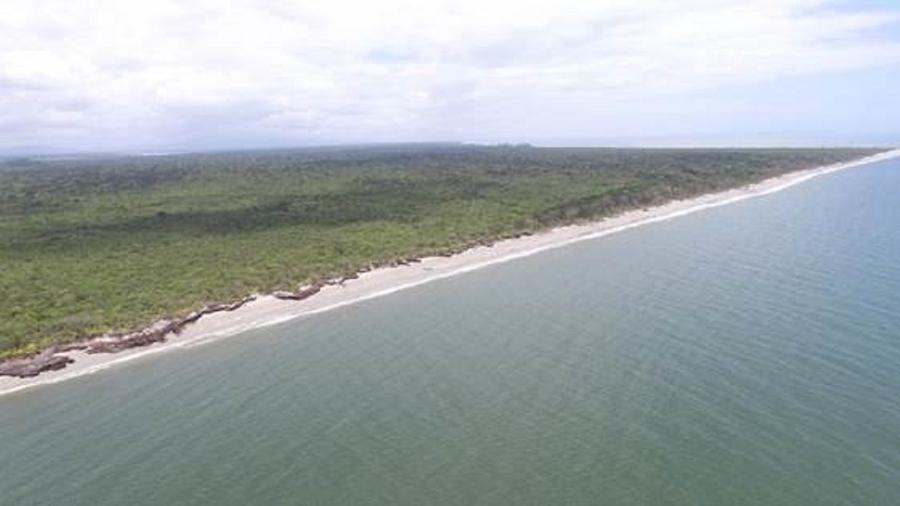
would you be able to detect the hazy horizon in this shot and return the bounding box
[3,138,897,159]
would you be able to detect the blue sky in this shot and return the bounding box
[1,0,899,152]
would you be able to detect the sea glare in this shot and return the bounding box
[1,158,899,505]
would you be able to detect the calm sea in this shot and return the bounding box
[2,158,899,505]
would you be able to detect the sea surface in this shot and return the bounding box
[2,158,899,505]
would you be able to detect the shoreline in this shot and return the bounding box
[2,148,899,397]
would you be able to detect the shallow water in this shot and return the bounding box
[2,158,899,505]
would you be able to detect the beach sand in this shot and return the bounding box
[2,148,899,397]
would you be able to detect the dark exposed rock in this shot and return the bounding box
[272,283,322,301]
[179,310,204,326]
[56,342,89,352]
[86,320,177,354]
[0,351,74,378]
[85,295,258,354]
[296,284,322,299]
[197,295,254,315]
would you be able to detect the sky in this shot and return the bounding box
[1,0,899,153]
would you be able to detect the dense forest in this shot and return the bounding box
[0,144,883,356]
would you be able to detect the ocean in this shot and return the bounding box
[1,157,899,505]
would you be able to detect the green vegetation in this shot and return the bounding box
[0,144,882,356]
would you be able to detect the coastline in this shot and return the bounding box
[2,148,898,397]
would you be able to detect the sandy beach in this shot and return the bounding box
[2,148,898,398]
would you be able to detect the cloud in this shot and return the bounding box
[1,0,898,150]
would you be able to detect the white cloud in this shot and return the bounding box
[0,0,898,150]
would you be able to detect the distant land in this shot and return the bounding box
[0,145,889,377]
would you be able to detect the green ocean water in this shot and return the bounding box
[2,158,899,505]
